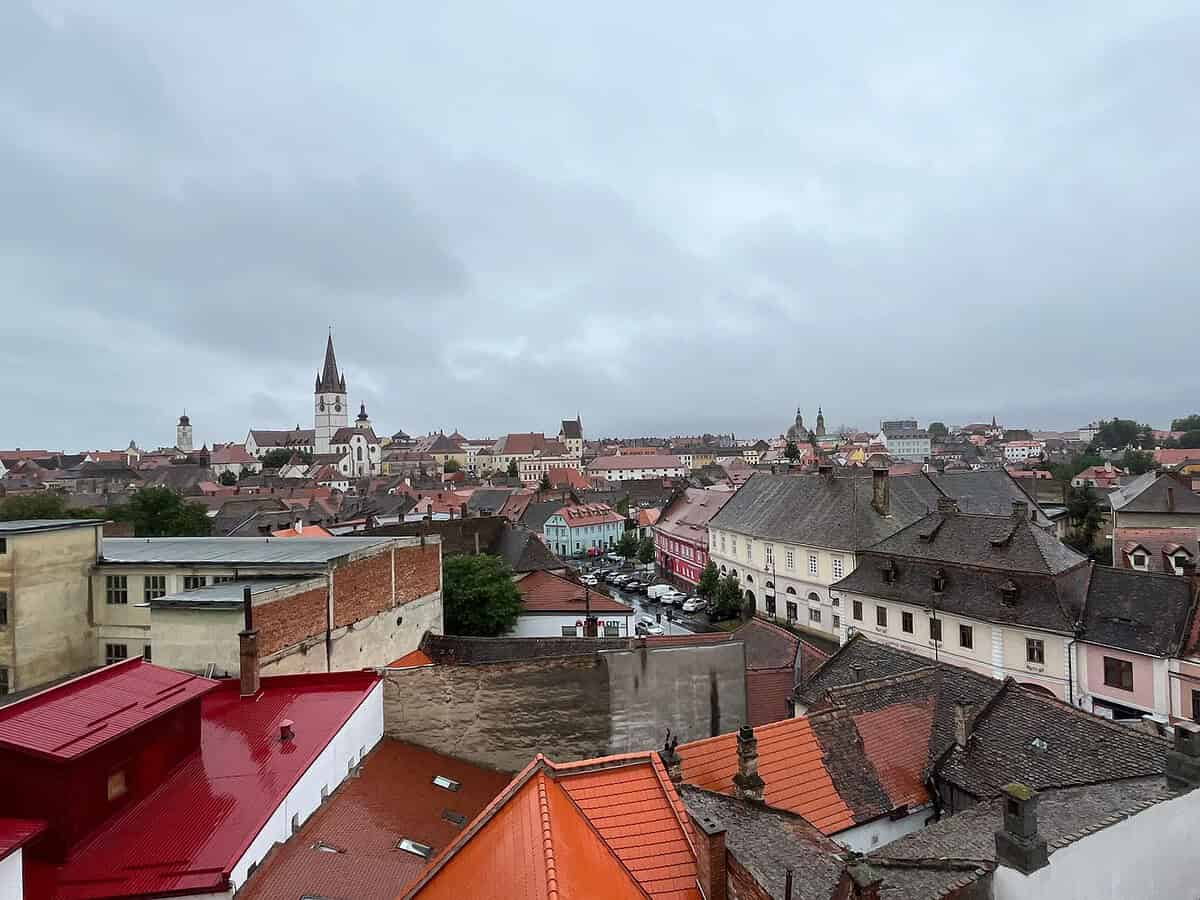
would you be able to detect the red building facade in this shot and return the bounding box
[653,487,734,588]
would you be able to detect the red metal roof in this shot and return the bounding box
[0,659,216,761]
[25,671,380,899]
[517,570,632,615]
[0,818,46,862]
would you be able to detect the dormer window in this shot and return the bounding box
[1131,553,1148,570]
[1000,580,1019,605]
[931,569,946,593]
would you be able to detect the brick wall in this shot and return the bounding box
[727,854,772,900]
[256,587,328,657]
[332,544,440,629]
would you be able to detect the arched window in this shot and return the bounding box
[786,586,797,595]
[720,565,727,575]
[745,590,756,606]
[808,592,820,604]
[730,569,738,580]
[746,574,754,584]
[356,446,363,461]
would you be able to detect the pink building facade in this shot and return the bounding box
[653,487,733,588]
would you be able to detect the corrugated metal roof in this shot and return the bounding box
[0,519,102,534]
[100,535,397,566]
[149,577,317,609]
[0,659,216,760]
[0,818,46,861]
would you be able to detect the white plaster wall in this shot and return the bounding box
[993,788,1200,900]
[834,808,928,853]
[327,590,442,670]
[227,680,384,894]
[0,851,22,900]
[512,612,631,638]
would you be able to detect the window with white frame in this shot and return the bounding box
[808,555,818,577]
[831,557,844,580]
[745,541,752,562]
[764,545,774,567]
[785,549,795,570]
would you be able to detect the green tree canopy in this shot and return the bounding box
[928,421,948,437]
[218,470,238,486]
[1090,418,1142,450]
[1121,448,1156,476]
[1064,485,1103,553]
[1180,431,1200,449]
[710,575,744,622]
[539,472,552,491]
[108,487,213,537]
[0,493,97,521]
[616,530,638,559]
[1172,415,1200,432]
[1048,452,1105,485]
[442,554,523,636]
[260,448,311,470]
[615,496,630,516]
[783,441,800,462]
[696,561,720,599]
[444,459,461,473]
[636,536,655,565]
[506,459,519,477]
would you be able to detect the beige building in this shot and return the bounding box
[0,519,104,696]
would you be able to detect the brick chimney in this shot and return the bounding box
[688,813,727,900]
[732,725,766,803]
[1166,721,1200,791]
[871,468,890,516]
[238,586,260,697]
[994,783,1048,875]
[1011,499,1029,522]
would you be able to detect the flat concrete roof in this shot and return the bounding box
[0,519,103,535]
[100,536,398,567]
[148,577,317,609]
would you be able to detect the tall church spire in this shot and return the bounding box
[317,333,343,394]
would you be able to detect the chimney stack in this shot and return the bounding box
[871,468,890,516]
[1166,721,1200,791]
[659,731,682,785]
[689,814,727,900]
[936,496,958,514]
[1011,499,1029,522]
[732,725,766,803]
[994,783,1048,875]
[953,701,970,748]
[239,586,260,697]
[843,863,882,900]
[279,719,295,742]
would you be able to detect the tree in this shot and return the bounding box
[444,458,461,473]
[1180,431,1200,449]
[616,530,638,559]
[1121,448,1156,476]
[783,441,800,462]
[506,459,519,478]
[539,472,552,491]
[1172,415,1200,432]
[1064,485,1103,552]
[636,536,655,565]
[696,561,720,599]
[218,470,238,486]
[0,493,97,521]
[260,448,311,470]
[615,496,630,516]
[710,575,744,622]
[442,554,523,636]
[1049,452,1104,486]
[1090,418,1141,451]
[928,421,948,438]
[108,487,212,537]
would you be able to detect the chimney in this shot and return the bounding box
[732,725,766,803]
[1166,721,1200,791]
[818,463,833,476]
[994,783,1049,875]
[658,731,683,785]
[461,502,468,519]
[936,496,958,514]
[238,586,260,697]
[688,813,727,900]
[871,468,890,516]
[953,701,970,748]
[294,515,304,535]
[1011,499,1029,522]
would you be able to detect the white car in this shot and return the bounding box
[680,597,704,613]
[580,575,599,586]
[659,589,685,606]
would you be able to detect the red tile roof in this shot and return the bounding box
[270,523,333,538]
[0,658,216,761]
[26,672,380,899]
[589,454,685,471]
[0,818,46,862]
[745,668,797,727]
[677,718,856,835]
[517,570,632,615]
[210,444,256,465]
[237,740,511,900]
[404,752,700,900]
[546,467,591,491]
[554,503,624,528]
[388,649,435,668]
[851,702,935,810]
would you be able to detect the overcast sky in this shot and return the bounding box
[3,2,1198,450]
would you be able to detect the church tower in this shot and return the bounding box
[177,413,193,453]
[314,333,348,454]
[815,407,826,437]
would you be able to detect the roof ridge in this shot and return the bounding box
[823,666,940,700]
[536,772,561,900]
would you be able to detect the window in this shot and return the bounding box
[1132,553,1147,570]
[852,599,863,621]
[143,576,166,603]
[875,606,888,628]
[0,667,8,695]
[720,534,726,552]
[808,608,821,624]
[808,555,819,577]
[832,557,845,580]
[1103,657,1134,692]
[745,541,752,562]
[143,644,152,662]
[959,625,974,649]
[786,601,798,621]
[901,611,914,633]
[212,575,236,584]
[183,576,207,591]
[1192,690,1200,723]
[396,838,433,859]
[105,575,128,605]
[1026,638,1044,664]
[107,770,128,802]
[561,626,578,637]
[0,537,6,554]
[0,591,7,627]
[765,596,776,616]
[808,592,820,605]
[105,643,128,665]
[433,774,461,791]
[930,618,942,642]
[832,615,840,630]
[785,549,795,570]
[764,545,774,566]
[604,622,620,637]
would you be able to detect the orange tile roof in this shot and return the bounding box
[677,718,855,835]
[270,524,333,538]
[388,649,434,668]
[555,503,624,528]
[404,753,700,900]
[851,702,934,810]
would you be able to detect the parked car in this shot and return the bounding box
[623,580,646,593]
[635,619,665,637]
[660,589,685,606]
[680,597,704,613]
[581,575,599,586]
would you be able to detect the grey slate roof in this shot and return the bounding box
[680,786,845,900]
[732,617,800,669]
[494,527,564,573]
[1110,472,1200,513]
[708,472,944,550]
[559,418,582,440]
[1080,566,1197,657]
[467,488,515,514]
[795,632,941,707]
[100,536,399,566]
[519,499,569,532]
[930,469,1052,527]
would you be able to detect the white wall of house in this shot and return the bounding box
[229,679,384,895]
[512,612,632,638]
[0,850,23,900]
[992,787,1200,900]
[834,806,930,853]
